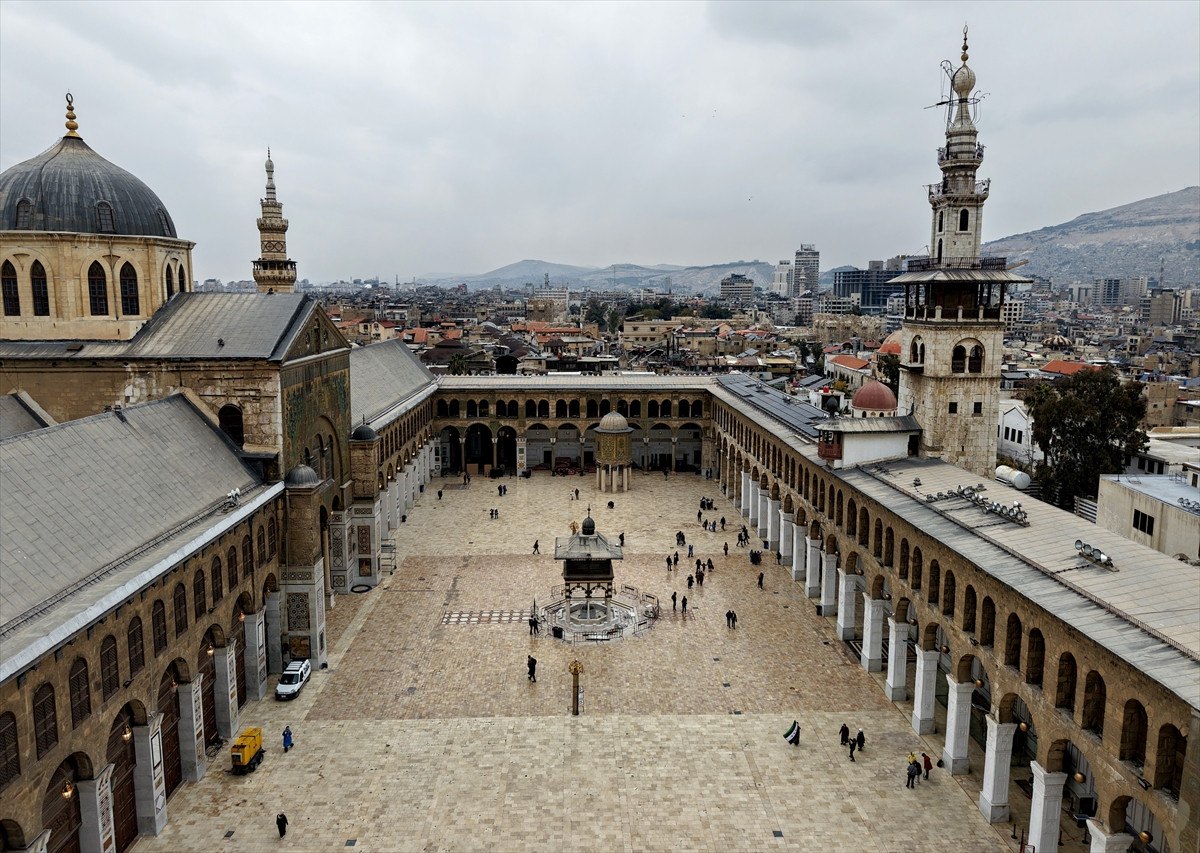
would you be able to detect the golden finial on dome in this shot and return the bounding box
[64,92,80,137]
[961,25,969,63]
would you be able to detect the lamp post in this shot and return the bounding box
[569,659,583,716]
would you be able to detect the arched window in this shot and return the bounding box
[1082,671,1106,736]
[152,601,168,654]
[100,635,120,700]
[980,596,995,645]
[257,527,267,564]
[958,208,969,232]
[193,569,206,619]
[941,570,955,617]
[96,200,116,233]
[437,400,449,417]
[127,617,145,676]
[1055,653,1077,711]
[968,345,984,373]
[448,400,460,418]
[678,400,689,418]
[1026,629,1045,687]
[599,399,611,416]
[1,260,19,316]
[936,239,943,264]
[537,400,549,418]
[937,210,944,233]
[268,518,278,558]
[951,345,967,373]
[218,404,244,447]
[0,711,18,791]
[555,400,567,418]
[14,198,32,229]
[661,400,672,418]
[883,528,894,566]
[69,658,91,727]
[1155,725,1186,797]
[173,583,188,636]
[88,261,108,315]
[857,508,869,546]
[30,260,49,316]
[1004,613,1022,669]
[898,539,910,580]
[524,400,536,418]
[911,547,923,591]
[176,264,187,292]
[119,262,140,315]
[927,560,941,604]
[227,547,239,590]
[629,400,640,418]
[586,400,598,419]
[962,586,977,632]
[466,400,477,418]
[243,535,254,575]
[872,519,883,558]
[165,265,175,299]
[1120,700,1148,767]
[33,684,58,758]
[211,557,224,603]
[568,400,580,418]
[835,493,844,527]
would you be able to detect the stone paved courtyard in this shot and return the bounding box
[138,472,1027,852]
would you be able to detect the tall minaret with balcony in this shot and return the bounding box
[252,150,297,293]
[892,29,1029,478]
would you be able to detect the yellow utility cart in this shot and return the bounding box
[230,726,264,774]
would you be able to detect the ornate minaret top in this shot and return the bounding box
[928,27,988,265]
[253,148,297,294]
[64,93,80,138]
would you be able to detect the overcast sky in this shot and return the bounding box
[2,1,1197,284]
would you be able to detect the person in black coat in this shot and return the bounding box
[839,723,850,745]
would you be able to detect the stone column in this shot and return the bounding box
[860,596,885,672]
[78,762,115,853]
[1027,761,1067,853]
[213,644,239,740]
[756,492,769,540]
[779,516,794,560]
[942,678,973,774]
[978,715,1017,822]
[748,483,760,525]
[740,472,751,517]
[132,714,167,835]
[836,570,859,639]
[790,524,804,581]
[265,590,282,675]
[387,480,400,530]
[884,617,911,701]
[176,678,206,783]
[805,539,822,597]
[1084,820,1135,853]
[819,553,839,615]
[766,499,780,550]
[911,649,939,734]
[244,610,268,701]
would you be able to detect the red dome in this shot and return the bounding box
[851,380,897,411]
[877,331,902,356]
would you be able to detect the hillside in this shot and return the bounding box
[982,187,1200,283]
[428,259,775,294]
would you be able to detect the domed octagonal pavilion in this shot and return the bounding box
[593,410,633,492]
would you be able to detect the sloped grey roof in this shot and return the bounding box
[819,415,921,434]
[0,390,56,439]
[0,292,318,361]
[0,134,178,237]
[716,374,831,439]
[1,394,276,680]
[350,339,437,429]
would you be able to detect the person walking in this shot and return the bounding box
[839,723,850,745]
[848,738,857,761]
[695,558,702,573]
[725,609,733,628]
[619,532,625,546]
[282,726,293,753]
[681,595,688,613]
[666,555,672,572]
[437,489,443,500]
[527,655,537,682]
[673,552,679,567]
[671,591,677,611]
[697,569,704,587]
[533,540,540,555]
[276,813,288,838]
[856,729,865,752]
[730,610,737,629]
[723,542,729,557]
[574,488,580,500]
[687,574,694,589]
[922,752,933,780]
[528,616,537,636]
[697,509,703,523]
[687,544,694,558]
[757,572,764,590]
[720,516,726,530]
[906,760,920,789]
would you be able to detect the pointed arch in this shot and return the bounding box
[88,261,108,315]
[119,262,139,315]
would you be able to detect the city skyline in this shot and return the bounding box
[1,0,1197,283]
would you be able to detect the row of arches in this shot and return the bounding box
[435,396,704,421]
[0,255,188,320]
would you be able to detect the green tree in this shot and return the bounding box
[877,354,899,395]
[448,352,468,376]
[1024,367,1147,508]
[583,299,606,326]
[699,303,732,320]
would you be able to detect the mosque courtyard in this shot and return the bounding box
[136,472,1070,852]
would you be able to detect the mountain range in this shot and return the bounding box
[420,188,1199,294]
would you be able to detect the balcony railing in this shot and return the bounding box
[905,256,1007,272]
[937,144,985,164]
[927,179,990,201]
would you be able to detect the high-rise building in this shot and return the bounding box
[1141,288,1182,326]
[892,29,1030,477]
[793,245,819,296]
[719,272,754,304]
[252,149,297,293]
[831,256,907,310]
[771,260,793,296]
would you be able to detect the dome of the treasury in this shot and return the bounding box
[0,98,178,238]
[851,380,898,412]
[596,411,631,432]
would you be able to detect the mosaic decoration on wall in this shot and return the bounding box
[286,592,310,631]
[332,574,346,589]
[358,558,372,577]
[330,522,344,569]
[356,524,371,554]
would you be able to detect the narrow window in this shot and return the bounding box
[972,402,983,415]
[30,261,49,316]
[243,535,254,574]
[173,584,188,636]
[0,711,18,790]
[193,569,206,619]
[227,547,239,590]
[176,264,187,292]
[100,636,120,700]
[959,208,969,231]
[119,262,139,315]
[165,265,175,299]
[33,684,58,758]
[0,261,19,316]
[968,345,984,373]
[937,210,944,233]
[257,527,267,564]
[88,261,109,315]
[951,345,967,373]
[948,402,958,414]
[14,198,32,229]
[211,557,224,603]
[152,601,168,654]
[268,518,278,558]
[96,201,116,233]
[69,658,92,727]
[127,617,145,676]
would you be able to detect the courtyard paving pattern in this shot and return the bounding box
[138,473,1023,852]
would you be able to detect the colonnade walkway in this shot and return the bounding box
[135,472,1073,851]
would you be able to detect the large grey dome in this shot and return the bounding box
[0,134,178,238]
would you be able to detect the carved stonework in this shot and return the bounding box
[286,592,310,631]
[357,524,371,554]
[330,522,344,569]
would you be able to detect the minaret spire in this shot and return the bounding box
[64,93,80,138]
[252,149,297,293]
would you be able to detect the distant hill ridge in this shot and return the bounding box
[982,187,1199,284]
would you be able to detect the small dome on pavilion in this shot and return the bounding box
[351,421,378,441]
[851,380,897,413]
[284,464,321,488]
[878,331,902,356]
[581,516,596,535]
[596,411,631,432]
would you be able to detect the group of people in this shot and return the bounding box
[747,549,766,565]
[724,609,738,628]
[489,507,501,519]
[670,590,688,612]
[904,751,934,787]
[839,723,866,761]
[496,483,509,496]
